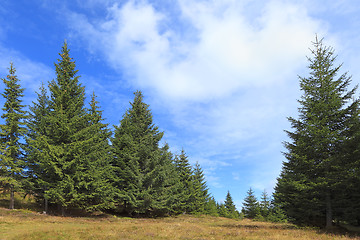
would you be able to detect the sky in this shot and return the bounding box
[1,0,360,209]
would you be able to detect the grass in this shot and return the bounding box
[0,208,359,240]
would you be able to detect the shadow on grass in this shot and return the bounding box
[219,223,298,230]
[220,221,360,238]
[317,225,360,239]
[0,193,115,219]
[0,194,41,212]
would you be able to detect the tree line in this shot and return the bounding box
[0,42,251,219]
[0,42,214,217]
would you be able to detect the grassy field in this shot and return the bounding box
[0,207,359,240]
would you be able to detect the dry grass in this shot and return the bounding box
[0,208,359,240]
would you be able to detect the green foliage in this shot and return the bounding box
[1,42,219,218]
[25,42,114,214]
[217,191,240,219]
[267,205,288,223]
[242,188,260,219]
[224,191,239,219]
[189,162,209,214]
[274,37,359,228]
[259,190,270,218]
[0,63,27,209]
[174,149,193,213]
[204,196,219,216]
[111,91,178,216]
[25,82,51,207]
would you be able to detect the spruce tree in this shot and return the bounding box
[28,42,113,215]
[242,188,260,219]
[343,107,360,225]
[259,190,271,218]
[174,149,193,213]
[274,37,359,228]
[111,91,177,216]
[45,42,87,215]
[204,196,219,216]
[25,83,51,212]
[74,92,114,211]
[190,162,209,213]
[0,63,27,209]
[217,202,228,217]
[224,191,238,218]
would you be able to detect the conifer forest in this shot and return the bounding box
[1,37,360,230]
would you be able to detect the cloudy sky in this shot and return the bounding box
[1,0,360,208]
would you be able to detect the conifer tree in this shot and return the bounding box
[154,143,180,215]
[259,190,271,218]
[340,104,360,225]
[28,42,113,215]
[174,149,193,213]
[0,63,27,209]
[274,37,359,228]
[217,202,228,217]
[25,83,51,212]
[204,196,219,216]
[224,191,238,218]
[111,91,177,216]
[190,162,209,213]
[242,188,260,219]
[74,92,114,211]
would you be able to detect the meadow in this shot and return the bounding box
[0,207,359,240]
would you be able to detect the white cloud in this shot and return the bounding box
[66,0,324,101]
[63,0,331,192]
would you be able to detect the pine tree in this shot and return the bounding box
[274,37,359,228]
[74,92,114,211]
[25,82,51,212]
[204,196,219,216]
[336,87,360,225]
[28,42,113,215]
[224,191,238,218]
[0,63,27,209]
[190,162,209,213]
[153,143,180,215]
[174,149,193,213]
[242,188,260,219]
[111,91,177,216]
[44,42,87,215]
[259,190,270,218]
[217,202,227,217]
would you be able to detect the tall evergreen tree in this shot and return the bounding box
[224,191,238,218]
[25,82,51,212]
[190,162,210,213]
[242,188,260,219]
[0,63,27,209]
[274,37,359,228]
[111,91,177,216]
[45,42,87,215]
[74,92,114,211]
[340,104,360,225]
[174,149,193,213]
[27,42,113,215]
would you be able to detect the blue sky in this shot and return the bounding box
[1,0,360,209]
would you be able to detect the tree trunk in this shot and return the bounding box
[44,198,48,214]
[61,205,65,217]
[9,184,14,210]
[325,192,332,229]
